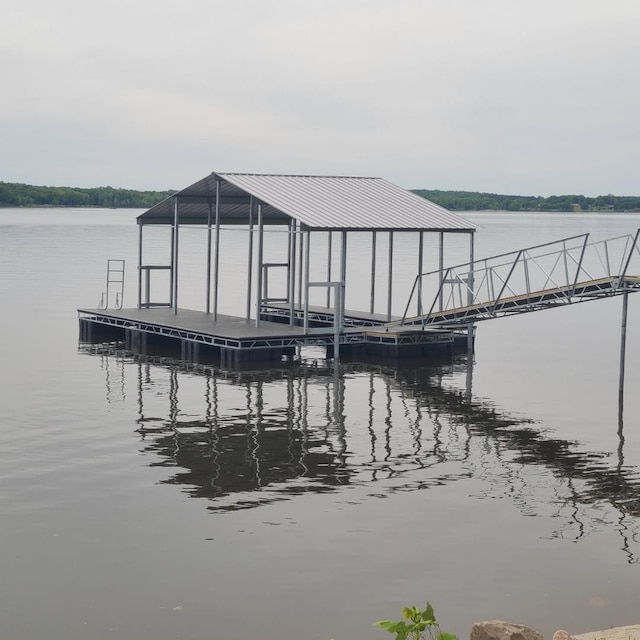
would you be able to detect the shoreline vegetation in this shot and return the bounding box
[1,181,640,212]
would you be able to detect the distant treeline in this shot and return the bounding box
[413,189,640,212]
[0,182,175,208]
[2,181,640,212]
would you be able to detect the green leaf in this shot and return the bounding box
[374,620,396,630]
[423,603,435,623]
[437,632,458,640]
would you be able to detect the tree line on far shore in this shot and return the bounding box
[414,189,640,212]
[1,181,640,212]
[0,182,175,208]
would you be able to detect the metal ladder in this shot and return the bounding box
[99,260,125,309]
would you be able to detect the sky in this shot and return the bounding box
[2,0,640,196]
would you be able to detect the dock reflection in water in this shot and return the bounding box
[82,344,640,562]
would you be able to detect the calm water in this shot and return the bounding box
[2,208,640,640]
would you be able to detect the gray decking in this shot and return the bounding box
[78,307,338,349]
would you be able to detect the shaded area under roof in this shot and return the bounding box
[137,172,476,232]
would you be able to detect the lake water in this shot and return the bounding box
[2,208,640,640]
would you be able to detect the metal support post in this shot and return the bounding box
[169,225,175,308]
[213,180,221,321]
[467,231,475,353]
[619,289,629,408]
[464,322,474,403]
[387,231,394,322]
[137,221,143,308]
[172,198,179,314]
[286,219,293,325]
[340,231,347,323]
[144,269,150,307]
[246,197,254,320]
[439,231,444,311]
[289,219,297,323]
[334,282,342,361]
[303,231,311,333]
[298,224,305,307]
[326,231,332,308]
[255,204,264,328]
[417,231,424,316]
[370,231,377,314]
[206,199,213,314]
[467,231,475,305]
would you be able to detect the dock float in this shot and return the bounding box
[78,307,464,365]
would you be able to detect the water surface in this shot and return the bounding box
[1,208,640,640]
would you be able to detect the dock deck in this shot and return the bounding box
[78,307,459,365]
[260,302,400,327]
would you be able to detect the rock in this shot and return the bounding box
[553,631,574,640]
[470,620,544,640]
[573,625,640,640]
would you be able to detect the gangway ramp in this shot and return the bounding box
[397,230,640,328]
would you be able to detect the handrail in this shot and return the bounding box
[400,230,640,326]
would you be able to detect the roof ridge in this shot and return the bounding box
[217,172,380,180]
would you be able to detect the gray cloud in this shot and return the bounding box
[2,0,640,195]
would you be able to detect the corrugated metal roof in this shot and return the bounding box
[138,172,475,232]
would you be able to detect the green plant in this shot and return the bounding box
[373,602,457,640]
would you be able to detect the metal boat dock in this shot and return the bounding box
[78,306,462,365]
[78,171,640,368]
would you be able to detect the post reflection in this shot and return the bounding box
[80,344,640,561]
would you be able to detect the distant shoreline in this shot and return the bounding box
[2,181,640,212]
[3,205,640,214]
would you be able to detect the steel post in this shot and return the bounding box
[206,199,213,314]
[303,231,311,333]
[213,180,221,321]
[467,231,475,353]
[334,282,341,361]
[255,204,264,328]
[289,219,297,323]
[387,231,394,322]
[619,289,629,408]
[340,231,347,324]
[418,231,424,316]
[169,225,175,308]
[326,231,332,308]
[297,222,303,306]
[246,197,254,320]
[172,198,179,314]
[439,231,444,311]
[286,219,294,325]
[370,231,377,314]
[137,221,143,308]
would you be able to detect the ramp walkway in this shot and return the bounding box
[397,230,640,328]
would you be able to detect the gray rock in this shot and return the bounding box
[573,625,640,640]
[470,620,544,640]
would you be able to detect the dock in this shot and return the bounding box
[78,306,463,365]
[78,172,640,369]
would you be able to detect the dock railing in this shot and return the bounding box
[400,229,640,327]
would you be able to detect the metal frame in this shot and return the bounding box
[78,309,459,351]
[400,230,640,328]
[136,176,477,340]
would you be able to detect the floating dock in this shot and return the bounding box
[78,306,465,365]
[78,172,640,369]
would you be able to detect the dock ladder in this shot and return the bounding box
[99,259,125,309]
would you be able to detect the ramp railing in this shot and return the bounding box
[400,229,640,327]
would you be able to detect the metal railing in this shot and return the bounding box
[400,229,640,326]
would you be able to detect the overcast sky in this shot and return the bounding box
[2,0,639,195]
